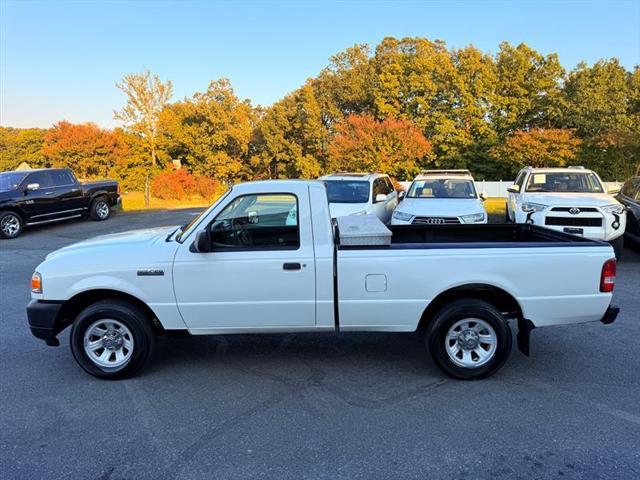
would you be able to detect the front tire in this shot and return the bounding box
[0,211,23,239]
[70,299,156,379]
[90,196,111,221]
[426,299,512,380]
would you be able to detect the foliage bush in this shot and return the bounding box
[151,169,197,200]
[194,175,223,200]
[151,168,224,200]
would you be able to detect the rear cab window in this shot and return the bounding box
[49,170,76,187]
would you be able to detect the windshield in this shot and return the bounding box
[407,179,477,199]
[525,172,604,193]
[176,188,232,242]
[0,172,28,192]
[323,180,370,203]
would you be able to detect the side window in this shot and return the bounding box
[372,179,388,198]
[50,170,75,186]
[514,171,526,190]
[26,171,53,189]
[208,193,299,250]
[383,177,395,194]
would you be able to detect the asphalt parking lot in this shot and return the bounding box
[1,210,639,480]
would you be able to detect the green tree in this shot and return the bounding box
[0,127,47,171]
[493,43,566,136]
[114,69,173,205]
[255,83,328,178]
[159,79,254,184]
[563,59,634,136]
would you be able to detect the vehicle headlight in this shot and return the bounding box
[521,202,547,213]
[461,212,486,223]
[602,204,625,215]
[31,272,42,293]
[392,211,413,221]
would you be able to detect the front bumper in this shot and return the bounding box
[516,210,625,241]
[27,299,65,346]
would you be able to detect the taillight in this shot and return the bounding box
[600,258,616,293]
[117,184,121,195]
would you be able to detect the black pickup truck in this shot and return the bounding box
[0,168,120,239]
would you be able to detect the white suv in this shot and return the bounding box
[507,166,626,254]
[319,173,399,224]
[391,170,488,225]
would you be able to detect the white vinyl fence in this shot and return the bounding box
[399,180,622,198]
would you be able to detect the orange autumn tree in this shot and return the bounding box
[42,121,128,179]
[328,114,432,179]
[490,128,582,174]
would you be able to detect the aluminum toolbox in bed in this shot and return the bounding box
[336,214,393,246]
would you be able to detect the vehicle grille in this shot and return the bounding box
[545,217,602,227]
[551,207,599,213]
[412,216,460,225]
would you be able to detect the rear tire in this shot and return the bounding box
[425,299,512,380]
[90,196,111,221]
[70,299,156,379]
[0,211,23,239]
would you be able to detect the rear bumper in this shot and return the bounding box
[600,306,619,325]
[27,299,64,346]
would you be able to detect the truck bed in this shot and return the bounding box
[337,224,606,249]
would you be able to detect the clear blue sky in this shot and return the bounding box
[1,0,639,129]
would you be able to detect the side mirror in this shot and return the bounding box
[26,183,40,191]
[507,185,520,193]
[375,193,387,203]
[479,192,487,201]
[193,230,210,253]
[607,186,621,195]
[398,191,406,201]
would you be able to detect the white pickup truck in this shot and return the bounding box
[27,180,619,380]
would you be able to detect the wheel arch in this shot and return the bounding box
[56,289,164,335]
[0,206,27,222]
[89,191,111,205]
[417,283,523,332]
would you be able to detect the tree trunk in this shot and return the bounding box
[146,140,156,208]
[144,176,150,208]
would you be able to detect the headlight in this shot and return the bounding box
[31,272,42,293]
[521,202,547,213]
[461,212,486,223]
[392,211,413,221]
[602,204,625,215]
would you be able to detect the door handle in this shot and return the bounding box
[283,262,301,271]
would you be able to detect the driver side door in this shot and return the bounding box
[172,188,317,332]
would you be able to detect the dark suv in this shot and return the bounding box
[616,176,640,248]
[0,168,120,239]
